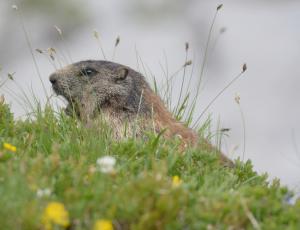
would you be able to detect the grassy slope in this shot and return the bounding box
[0,101,299,230]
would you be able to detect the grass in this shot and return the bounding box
[0,99,300,230]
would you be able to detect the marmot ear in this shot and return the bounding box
[115,67,129,81]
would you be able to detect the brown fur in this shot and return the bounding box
[143,87,198,147]
[144,87,233,166]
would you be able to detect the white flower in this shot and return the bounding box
[96,156,116,174]
[37,188,51,198]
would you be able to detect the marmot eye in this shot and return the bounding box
[80,68,97,77]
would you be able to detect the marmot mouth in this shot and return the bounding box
[51,85,60,95]
[52,85,66,99]
[52,85,73,103]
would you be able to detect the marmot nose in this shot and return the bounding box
[49,74,57,85]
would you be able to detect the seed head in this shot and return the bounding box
[220,27,227,34]
[217,4,223,11]
[115,36,120,47]
[35,49,43,54]
[93,30,99,39]
[0,95,4,104]
[221,128,230,132]
[48,47,56,54]
[235,93,240,105]
[54,25,62,36]
[47,48,56,61]
[185,42,189,51]
[12,5,18,11]
[183,60,192,67]
[242,63,247,73]
[7,72,15,81]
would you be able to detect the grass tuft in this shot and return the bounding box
[0,101,299,229]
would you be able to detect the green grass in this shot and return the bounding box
[0,100,300,230]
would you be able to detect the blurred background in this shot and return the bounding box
[1,0,300,190]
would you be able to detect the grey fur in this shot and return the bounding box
[49,60,151,121]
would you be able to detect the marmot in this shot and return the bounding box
[49,60,232,165]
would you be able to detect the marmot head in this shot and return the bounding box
[49,60,150,116]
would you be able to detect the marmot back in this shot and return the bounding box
[49,60,232,165]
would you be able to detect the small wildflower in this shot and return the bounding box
[37,188,51,198]
[12,5,18,10]
[3,143,17,152]
[235,93,240,105]
[93,219,114,230]
[42,202,70,230]
[172,175,182,187]
[96,156,116,174]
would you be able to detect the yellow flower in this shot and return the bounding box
[42,202,70,230]
[172,175,182,187]
[93,219,114,230]
[3,143,16,152]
